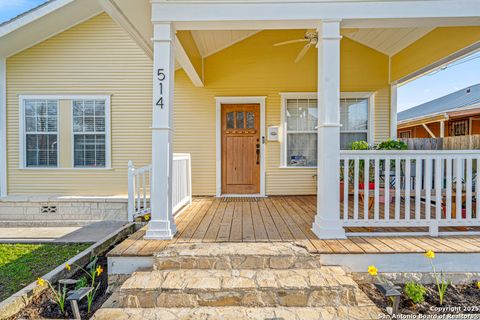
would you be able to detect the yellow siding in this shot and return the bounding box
[7,18,391,197]
[391,27,480,82]
[174,30,390,195]
[6,13,153,195]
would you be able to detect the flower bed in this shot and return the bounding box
[361,281,480,315]
[360,250,480,316]
[8,256,109,319]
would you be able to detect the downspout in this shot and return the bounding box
[0,58,7,197]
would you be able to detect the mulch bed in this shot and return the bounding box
[360,282,480,315]
[8,257,111,320]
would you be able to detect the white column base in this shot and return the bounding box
[144,219,177,240]
[312,217,346,239]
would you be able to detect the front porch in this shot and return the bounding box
[112,196,480,256]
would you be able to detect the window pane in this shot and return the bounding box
[307,99,318,131]
[26,134,57,167]
[25,117,36,132]
[287,133,317,167]
[47,101,57,116]
[95,117,105,132]
[95,101,105,116]
[47,116,57,132]
[226,112,234,129]
[84,116,95,132]
[246,112,254,129]
[73,101,83,116]
[73,117,83,132]
[340,132,367,149]
[84,100,94,116]
[297,99,309,131]
[74,134,106,167]
[236,112,244,129]
[286,100,298,131]
[25,101,35,116]
[340,98,368,131]
[37,101,47,116]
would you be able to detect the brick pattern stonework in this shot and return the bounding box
[0,196,127,225]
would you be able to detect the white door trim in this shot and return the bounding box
[215,96,266,197]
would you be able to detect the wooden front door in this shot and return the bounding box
[221,104,261,194]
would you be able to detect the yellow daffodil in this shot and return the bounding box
[65,263,71,271]
[424,250,435,259]
[144,214,151,221]
[476,281,480,290]
[96,265,104,276]
[37,278,46,286]
[368,265,378,276]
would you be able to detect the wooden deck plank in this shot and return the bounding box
[256,199,282,241]
[250,202,269,241]
[217,202,235,241]
[263,198,294,241]
[230,202,243,241]
[203,201,227,242]
[242,202,256,242]
[190,199,221,242]
[107,226,147,256]
[177,198,214,242]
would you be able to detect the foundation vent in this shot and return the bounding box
[41,205,58,214]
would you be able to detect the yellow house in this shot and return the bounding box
[0,0,479,240]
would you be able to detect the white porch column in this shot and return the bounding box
[312,20,346,239]
[145,22,177,239]
[390,84,398,139]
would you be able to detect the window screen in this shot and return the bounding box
[73,100,106,167]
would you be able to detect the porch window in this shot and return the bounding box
[282,93,372,167]
[23,99,58,167]
[72,99,107,167]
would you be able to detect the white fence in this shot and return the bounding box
[340,150,480,236]
[127,153,192,222]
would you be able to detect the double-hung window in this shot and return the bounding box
[23,99,58,167]
[282,93,372,167]
[73,99,107,167]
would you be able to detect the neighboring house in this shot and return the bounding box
[0,0,479,240]
[398,84,480,138]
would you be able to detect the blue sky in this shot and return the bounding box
[1,0,479,112]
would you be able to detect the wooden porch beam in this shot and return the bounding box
[422,123,436,138]
[175,31,204,87]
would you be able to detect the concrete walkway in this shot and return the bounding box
[0,221,127,243]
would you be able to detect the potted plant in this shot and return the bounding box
[350,141,375,190]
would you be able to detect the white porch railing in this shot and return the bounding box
[340,150,480,236]
[127,153,192,222]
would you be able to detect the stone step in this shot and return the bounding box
[93,306,381,320]
[118,267,367,308]
[154,242,322,270]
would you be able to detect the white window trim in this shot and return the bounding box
[280,92,374,168]
[71,98,111,169]
[215,96,266,197]
[18,95,111,170]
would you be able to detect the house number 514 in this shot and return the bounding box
[156,68,166,109]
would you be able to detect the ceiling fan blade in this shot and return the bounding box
[273,39,308,47]
[294,43,311,63]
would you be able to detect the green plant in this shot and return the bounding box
[375,139,407,150]
[350,140,370,150]
[36,278,68,315]
[75,276,88,290]
[75,258,104,314]
[404,281,426,304]
[425,250,450,305]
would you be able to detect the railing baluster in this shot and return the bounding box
[424,157,432,221]
[466,157,472,220]
[364,157,370,221]
[374,157,379,222]
[384,158,390,221]
[477,158,480,220]
[142,172,147,211]
[455,158,462,220]
[343,158,349,221]
[446,157,452,220]
[435,157,442,221]
[395,157,401,221]
[354,158,359,221]
[405,158,411,220]
[415,158,422,221]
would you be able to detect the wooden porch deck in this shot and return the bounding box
[108,196,480,257]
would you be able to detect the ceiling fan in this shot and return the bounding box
[273,31,318,63]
